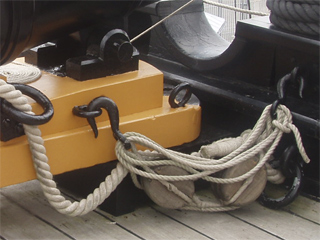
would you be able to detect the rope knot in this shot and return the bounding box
[271,104,293,133]
[272,119,291,133]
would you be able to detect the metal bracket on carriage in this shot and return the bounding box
[0,84,54,142]
[66,29,139,81]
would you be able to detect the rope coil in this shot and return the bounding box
[0,80,310,216]
[0,61,42,84]
[266,0,320,36]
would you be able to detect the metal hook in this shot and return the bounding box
[271,67,306,119]
[86,96,131,150]
[276,66,305,101]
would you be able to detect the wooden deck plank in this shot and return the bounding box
[1,180,319,240]
[265,184,320,224]
[0,194,71,240]
[284,196,320,224]
[230,201,320,240]
[0,180,140,240]
[101,207,212,240]
[153,205,281,240]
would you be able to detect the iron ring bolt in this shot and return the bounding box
[1,83,54,125]
[258,145,304,209]
[169,83,192,108]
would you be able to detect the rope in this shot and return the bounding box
[131,0,195,42]
[266,0,320,36]
[0,80,310,215]
[0,61,41,84]
[203,0,269,16]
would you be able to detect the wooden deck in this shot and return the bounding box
[1,180,319,240]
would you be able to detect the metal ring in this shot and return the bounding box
[169,83,192,108]
[1,84,54,125]
[258,163,303,209]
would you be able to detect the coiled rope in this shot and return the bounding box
[266,0,320,36]
[0,61,41,84]
[0,80,310,216]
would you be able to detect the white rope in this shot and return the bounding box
[204,0,269,16]
[114,104,310,212]
[0,80,128,216]
[131,0,195,42]
[0,80,310,215]
[0,61,41,84]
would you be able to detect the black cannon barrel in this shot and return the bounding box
[0,0,155,65]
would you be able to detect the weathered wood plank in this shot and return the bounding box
[265,186,320,224]
[100,206,212,240]
[283,195,320,224]
[0,194,70,240]
[1,180,140,240]
[230,201,320,240]
[153,205,281,240]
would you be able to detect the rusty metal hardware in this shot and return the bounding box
[259,145,304,209]
[169,82,192,108]
[72,96,131,150]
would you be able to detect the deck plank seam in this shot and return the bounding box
[150,205,215,240]
[61,190,146,240]
[93,210,146,240]
[226,212,285,240]
[282,209,320,225]
[0,192,75,240]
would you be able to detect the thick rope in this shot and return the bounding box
[266,0,320,36]
[0,80,310,215]
[0,80,128,216]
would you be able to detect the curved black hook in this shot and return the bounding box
[1,84,54,125]
[271,67,305,119]
[86,96,131,150]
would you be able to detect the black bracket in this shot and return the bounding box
[66,29,139,81]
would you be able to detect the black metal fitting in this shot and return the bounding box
[169,83,192,108]
[258,145,304,209]
[0,84,54,141]
[72,96,131,150]
[271,67,306,119]
[66,29,139,81]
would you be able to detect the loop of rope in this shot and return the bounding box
[0,80,310,215]
[266,0,320,36]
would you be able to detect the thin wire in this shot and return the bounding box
[130,0,195,43]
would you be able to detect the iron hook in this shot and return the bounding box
[86,96,131,150]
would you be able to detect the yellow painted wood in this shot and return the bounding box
[1,99,201,187]
[28,61,164,136]
[0,60,201,187]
